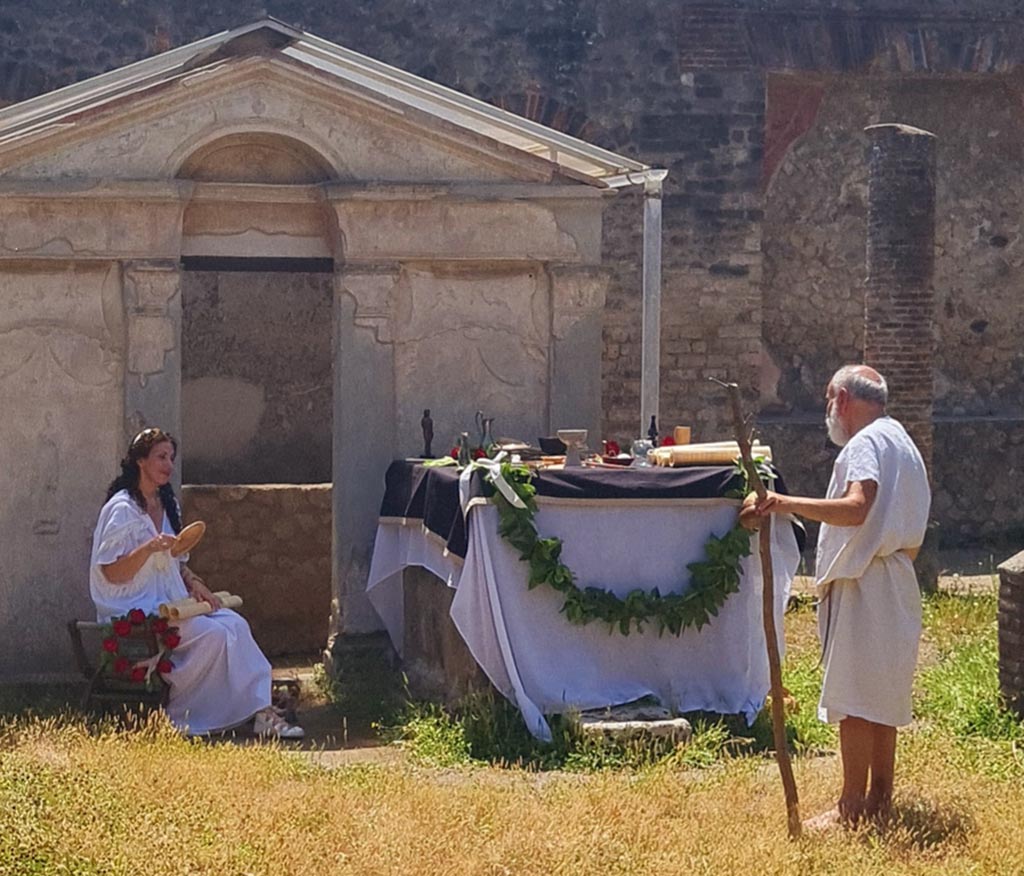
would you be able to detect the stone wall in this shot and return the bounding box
[181,271,333,484]
[761,417,1024,550]
[763,74,1024,419]
[4,0,1024,547]
[181,484,332,656]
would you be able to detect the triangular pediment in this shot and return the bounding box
[0,20,656,189]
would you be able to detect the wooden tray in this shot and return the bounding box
[171,521,206,557]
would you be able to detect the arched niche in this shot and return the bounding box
[176,131,337,184]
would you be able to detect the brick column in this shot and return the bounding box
[998,551,1024,718]
[863,123,937,475]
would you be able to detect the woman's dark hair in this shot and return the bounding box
[105,427,182,533]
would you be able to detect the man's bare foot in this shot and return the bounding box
[802,808,842,833]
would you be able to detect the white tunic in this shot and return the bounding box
[90,491,272,735]
[815,416,930,727]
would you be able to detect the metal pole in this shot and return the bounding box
[640,172,666,435]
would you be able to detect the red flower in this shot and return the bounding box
[162,632,181,649]
[157,659,173,675]
[603,440,621,457]
[472,447,486,460]
[128,609,146,625]
[102,637,119,654]
[661,436,676,446]
[450,446,460,459]
[130,666,147,682]
[113,619,132,637]
[113,657,130,675]
[151,618,169,634]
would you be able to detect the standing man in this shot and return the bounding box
[756,364,930,827]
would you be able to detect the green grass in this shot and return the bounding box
[914,593,1024,780]
[388,593,1021,776]
[3,590,1024,874]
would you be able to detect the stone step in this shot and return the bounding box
[578,703,692,744]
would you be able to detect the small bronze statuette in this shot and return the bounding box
[421,408,434,458]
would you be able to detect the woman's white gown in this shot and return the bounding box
[90,490,272,735]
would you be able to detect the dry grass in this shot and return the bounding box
[1,595,1022,875]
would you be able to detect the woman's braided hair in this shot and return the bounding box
[105,427,183,534]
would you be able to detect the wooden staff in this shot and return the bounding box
[713,378,801,839]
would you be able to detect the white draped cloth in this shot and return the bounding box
[815,416,931,727]
[368,496,801,740]
[90,490,272,735]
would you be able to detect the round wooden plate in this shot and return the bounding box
[170,520,206,557]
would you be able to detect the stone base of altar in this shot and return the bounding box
[403,566,491,705]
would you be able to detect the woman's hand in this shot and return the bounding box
[184,569,222,610]
[146,534,176,554]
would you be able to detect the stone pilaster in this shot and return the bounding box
[331,266,400,638]
[863,123,937,475]
[121,260,182,452]
[548,264,609,438]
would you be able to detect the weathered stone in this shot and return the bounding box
[998,550,1024,716]
[578,710,693,745]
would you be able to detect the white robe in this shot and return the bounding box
[90,490,272,735]
[815,416,930,727]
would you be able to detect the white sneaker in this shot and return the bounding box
[253,708,305,739]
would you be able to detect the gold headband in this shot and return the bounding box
[130,427,163,447]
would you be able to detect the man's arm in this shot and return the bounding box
[755,479,878,527]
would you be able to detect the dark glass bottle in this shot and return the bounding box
[647,415,658,445]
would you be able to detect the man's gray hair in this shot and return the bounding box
[831,365,888,406]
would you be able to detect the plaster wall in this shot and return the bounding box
[0,261,124,678]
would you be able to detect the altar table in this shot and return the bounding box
[367,461,802,740]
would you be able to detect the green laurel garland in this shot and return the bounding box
[490,461,756,636]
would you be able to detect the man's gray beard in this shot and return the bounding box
[826,408,850,447]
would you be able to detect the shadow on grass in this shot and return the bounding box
[0,683,84,719]
[875,796,974,854]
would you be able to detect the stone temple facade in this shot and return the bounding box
[0,20,653,678]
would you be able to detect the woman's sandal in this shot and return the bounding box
[253,708,305,739]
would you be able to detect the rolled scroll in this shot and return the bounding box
[649,440,773,467]
[159,591,243,620]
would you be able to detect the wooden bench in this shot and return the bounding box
[67,620,169,713]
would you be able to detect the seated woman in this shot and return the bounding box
[90,427,303,739]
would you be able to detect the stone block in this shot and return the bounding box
[998,549,1024,715]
